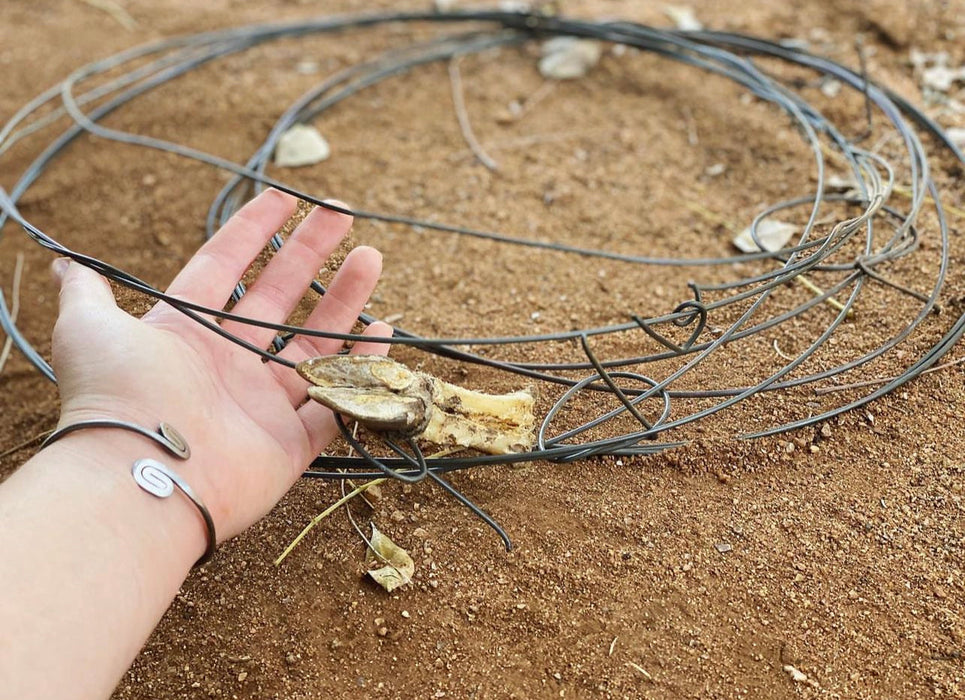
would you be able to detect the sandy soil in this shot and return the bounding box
[1,1,964,698]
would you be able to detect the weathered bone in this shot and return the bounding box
[297,356,535,455]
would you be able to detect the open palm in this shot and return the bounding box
[50,189,390,539]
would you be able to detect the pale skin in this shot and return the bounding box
[0,189,391,700]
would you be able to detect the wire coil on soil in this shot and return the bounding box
[2,9,964,546]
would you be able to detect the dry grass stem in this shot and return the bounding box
[449,57,498,172]
[76,0,138,30]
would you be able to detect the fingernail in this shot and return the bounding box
[51,257,70,282]
[321,199,353,214]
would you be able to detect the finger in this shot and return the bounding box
[147,189,296,319]
[53,258,117,314]
[221,203,353,348]
[282,245,383,360]
[347,320,393,356]
[268,245,382,403]
[50,259,121,392]
[295,321,395,459]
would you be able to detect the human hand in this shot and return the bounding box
[49,189,391,542]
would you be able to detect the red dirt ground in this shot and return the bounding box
[1,1,964,698]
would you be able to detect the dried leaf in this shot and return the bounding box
[733,219,798,253]
[365,524,414,592]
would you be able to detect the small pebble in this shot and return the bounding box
[664,5,703,31]
[295,60,320,75]
[275,124,331,167]
[715,542,733,553]
[947,127,965,150]
[820,79,842,98]
[539,37,602,80]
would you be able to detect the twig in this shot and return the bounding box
[852,35,874,143]
[815,354,965,395]
[76,0,138,30]
[511,81,557,121]
[796,274,853,318]
[448,57,499,172]
[274,477,387,566]
[892,185,965,220]
[448,128,599,161]
[773,339,795,361]
[684,200,740,233]
[821,143,965,220]
[685,200,853,317]
[0,253,25,375]
[342,423,377,510]
[681,105,699,146]
[608,636,618,656]
[626,661,653,681]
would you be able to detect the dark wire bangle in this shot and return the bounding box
[42,419,216,567]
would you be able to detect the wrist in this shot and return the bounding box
[0,424,208,699]
[36,427,209,573]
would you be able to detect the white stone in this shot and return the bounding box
[945,127,965,150]
[274,124,331,168]
[820,79,842,98]
[824,174,858,192]
[664,6,703,31]
[922,65,959,92]
[539,37,602,80]
[295,60,320,75]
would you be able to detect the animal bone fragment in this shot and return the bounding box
[297,356,535,455]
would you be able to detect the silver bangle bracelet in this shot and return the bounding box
[42,419,216,566]
[42,419,191,459]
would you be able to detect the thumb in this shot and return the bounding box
[52,258,118,314]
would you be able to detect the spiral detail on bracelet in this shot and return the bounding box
[131,458,218,566]
[157,422,191,459]
[132,458,176,498]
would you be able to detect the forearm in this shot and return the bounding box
[0,432,205,700]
